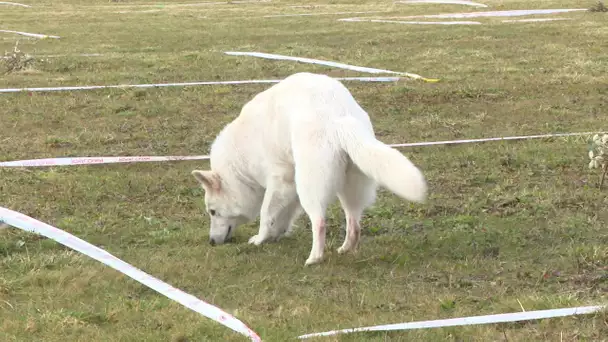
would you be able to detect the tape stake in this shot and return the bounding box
[0,29,60,39]
[298,305,606,339]
[224,51,439,82]
[0,76,401,94]
[0,207,262,342]
[1,132,603,168]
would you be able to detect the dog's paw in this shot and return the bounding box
[304,255,324,266]
[282,224,298,238]
[248,234,266,246]
[337,246,349,254]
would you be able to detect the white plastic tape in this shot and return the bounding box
[263,11,390,18]
[398,8,586,19]
[1,53,103,59]
[1,132,602,168]
[0,76,401,94]
[0,29,60,39]
[225,51,401,74]
[99,0,269,8]
[163,0,270,6]
[0,1,30,7]
[115,9,164,14]
[0,206,262,342]
[340,18,482,25]
[290,4,335,8]
[395,0,488,7]
[502,18,571,23]
[224,51,439,82]
[389,131,600,148]
[297,305,605,339]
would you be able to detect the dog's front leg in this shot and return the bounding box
[248,175,298,245]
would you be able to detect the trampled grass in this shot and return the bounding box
[1,0,607,341]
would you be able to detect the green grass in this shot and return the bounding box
[1,0,607,341]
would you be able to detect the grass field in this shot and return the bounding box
[1,0,607,341]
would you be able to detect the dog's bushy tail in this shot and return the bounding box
[338,118,427,203]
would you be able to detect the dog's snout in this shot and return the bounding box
[209,238,216,246]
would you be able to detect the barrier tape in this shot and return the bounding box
[395,0,488,7]
[387,131,601,148]
[0,155,209,168]
[224,51,440,82]
[502,18,571,23]
[297,305,606,339]
[0,1,31,7]
[0,29,60,39]
[0,76,402,94]
[1,53,103,59]
[0,206,262,342]
[340,18,482,25]
[382,8,587,19]
[263,11,390,18]
[160,0,271,6]
[97,0,270,8]
[0,132,602,168]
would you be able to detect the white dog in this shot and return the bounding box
[192,72,427,266]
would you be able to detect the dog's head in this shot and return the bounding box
[191,170,251,246]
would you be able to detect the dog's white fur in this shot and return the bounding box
[192,72,427,266]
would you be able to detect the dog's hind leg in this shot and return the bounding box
[337,166,377,254]
[293,146,346,266]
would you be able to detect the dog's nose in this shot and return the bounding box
[209,238,216,246]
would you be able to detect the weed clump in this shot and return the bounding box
[588,133,608,189]
[589,1,608,12]
[1,41,34,74]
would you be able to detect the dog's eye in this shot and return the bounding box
[209,209,216,216]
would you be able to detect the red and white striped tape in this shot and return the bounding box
[0,206,262,341]
[0,155,209,168]
[0,132,601,168]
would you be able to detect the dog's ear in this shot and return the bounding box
[191,170,221,192]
